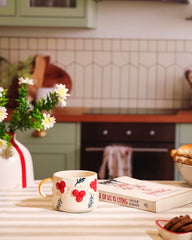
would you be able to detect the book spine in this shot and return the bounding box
[99,190,156,212]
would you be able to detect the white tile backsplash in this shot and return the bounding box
[1,37,9,49]
[103,39,111,51]
[28,38,38,50]
[76,51,92,66]
[66,39,75,50]
[58,51,74,66]
[84,39,93,51]
[37,38,47,50]
[185,41,192,52]
[112,39,120,51]
[56,39,65,50]
[9,50,19,64]
[0,37,192,109]
[47,38,56,50]
[121,40,130,51]
[19,38,28,50]
[148,40,157,52]
[93,39,102,51]
[10,38,19,49]
[158,41,166,52]
[75,39,84,50]
[112,52,129,67]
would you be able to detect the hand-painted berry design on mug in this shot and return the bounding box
[56,181,66,193]
[72,189,86,202]
[90,179,97,192]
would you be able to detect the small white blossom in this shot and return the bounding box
[42,113,56,130]
[0,87,4,98]
[18,77,33,85]
[0,139,8,153]
[0,106,7,122]
[54,84,70,101]
[59,98,67,107]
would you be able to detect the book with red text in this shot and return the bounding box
[98,176,192,212]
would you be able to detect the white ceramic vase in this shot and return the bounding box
[0,132,34,190]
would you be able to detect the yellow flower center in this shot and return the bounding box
[59,89,64,96]
[0,111,2,117]
[0,141,2,146]
[44,117,50,125]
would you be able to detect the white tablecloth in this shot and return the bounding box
[0,180,192,240]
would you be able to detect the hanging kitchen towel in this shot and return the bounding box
[99,145,132,179]
[99,146,114,179]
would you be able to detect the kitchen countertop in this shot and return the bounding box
[1,180,192,240]
[7,107,192,123]
[52,108,192,123]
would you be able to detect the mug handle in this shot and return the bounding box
[39,177,53,198]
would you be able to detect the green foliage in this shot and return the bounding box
[0,56,34,87]
[0,89,8,107]
[0,82,60,147]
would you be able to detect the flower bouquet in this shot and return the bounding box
[0,77,70,189]
[0,76,69,151]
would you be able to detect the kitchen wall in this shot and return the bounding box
[1,0,192,109]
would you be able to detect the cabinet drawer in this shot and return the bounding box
[17,123,76,144]
[81,123,175,142]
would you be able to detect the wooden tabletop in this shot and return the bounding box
[1,180,192,240]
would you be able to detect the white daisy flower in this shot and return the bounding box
[18,77,33,85]
[0,87,4,98]
[0,139,8,153]
[54,84,70,100]
[0,106,8,122]
[42,113,56,130]
[59,98,67,107]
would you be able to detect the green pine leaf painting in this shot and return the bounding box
[75,177,86,186]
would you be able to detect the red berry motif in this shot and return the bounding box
[72,189,79,197]
[72,189,86,202]
[56,181,66,193]
[90,179,97,192]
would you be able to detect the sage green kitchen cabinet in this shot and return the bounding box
[175,123,192,180]
[175,124,192,146]
[0,0,97,28]
[16,123,80,180]
[0,0,15,16]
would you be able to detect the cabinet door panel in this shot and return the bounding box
[19,0,84,17]
[177,124,192,145]
[16,123,80,180]
[32,153,68,179]
[0,0,15,15]
[30,146,76,179]
[175,123,192,181]
[0,0,96,27]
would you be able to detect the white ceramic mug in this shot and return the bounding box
[39,170,98,213]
